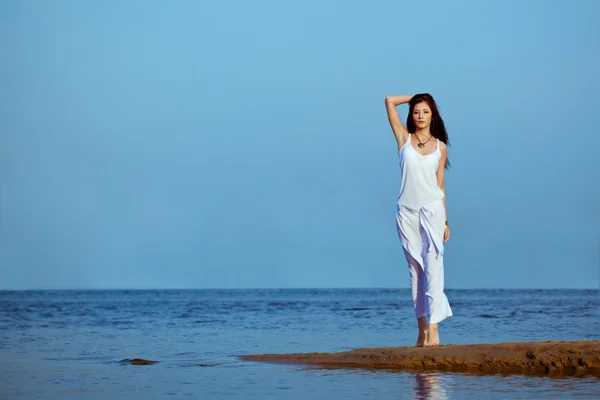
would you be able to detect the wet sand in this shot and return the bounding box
[240,340,600,376]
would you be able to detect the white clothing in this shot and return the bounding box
[396,135,452,324]
[396,135,445,210]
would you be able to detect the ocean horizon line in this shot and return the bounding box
[1,287,598,292]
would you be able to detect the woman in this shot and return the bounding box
[384,93,452,347]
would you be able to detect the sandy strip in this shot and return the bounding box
[240,340,600,376]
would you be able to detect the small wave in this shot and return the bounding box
[478,314,499,318]
[194,319,225,324]
[344,307,369,311]
[174,352,196,357]
[179,361,237,368]
[111,320,133,325]
[76,309,98,317]
[267,301,313,309]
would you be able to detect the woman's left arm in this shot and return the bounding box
[436,143,450,242]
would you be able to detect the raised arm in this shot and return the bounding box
[385,95,412,149]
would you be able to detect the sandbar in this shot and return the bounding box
[240,340,600,376]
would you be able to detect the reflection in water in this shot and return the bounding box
[413,371,449,400]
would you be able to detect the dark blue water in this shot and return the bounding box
[1,289,599,399]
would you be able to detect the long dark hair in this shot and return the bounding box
[407,93,450,169]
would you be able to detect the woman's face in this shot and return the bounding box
[412,102,432,130]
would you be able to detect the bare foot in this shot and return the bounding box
[425,323,439,347]
[415,316,428,347]
[415,331,427,347]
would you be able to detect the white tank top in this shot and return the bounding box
[396,134,445,210]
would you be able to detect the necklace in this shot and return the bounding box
[415,134,433,148]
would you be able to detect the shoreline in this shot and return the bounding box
[240,340,600,377]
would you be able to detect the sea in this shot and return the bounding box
[1,289,599,399]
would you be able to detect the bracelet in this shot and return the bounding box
[445,220,449,227]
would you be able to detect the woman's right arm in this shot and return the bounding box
[384,95,412,149]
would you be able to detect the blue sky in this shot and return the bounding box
[1,0,598,289]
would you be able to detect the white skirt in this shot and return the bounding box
[396,199,453,324]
